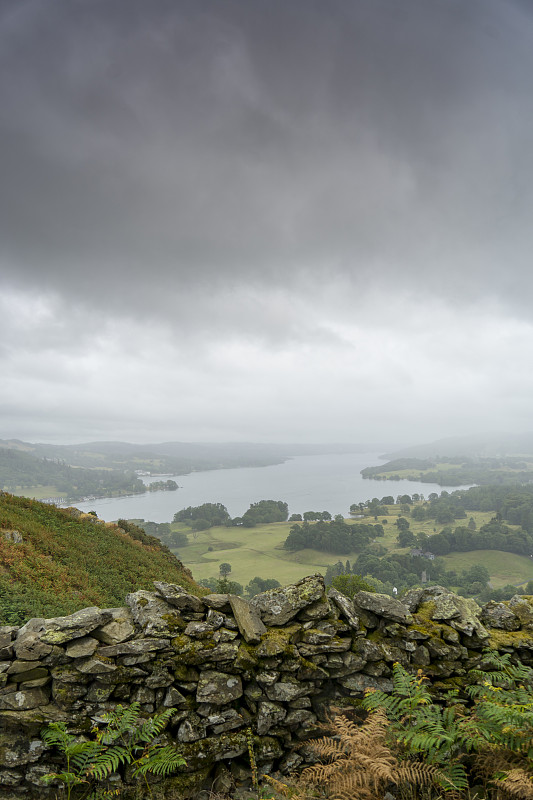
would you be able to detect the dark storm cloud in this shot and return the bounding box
[2,0,533,315]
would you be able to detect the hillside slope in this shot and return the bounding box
[0,492,201,624]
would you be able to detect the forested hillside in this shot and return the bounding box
[361,455,533,486]
[0,492,201,624]
[0,447,145,500]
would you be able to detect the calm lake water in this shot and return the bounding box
[69,453,470,523]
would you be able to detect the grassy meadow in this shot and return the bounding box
[172,505,533,590]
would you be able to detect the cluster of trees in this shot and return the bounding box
[146,479,178,492]
[235,500,289,527]
[289,511,332,522]
[199,566,281,598]
[397,485,533,557]
[173,502,231,531]
[332,552,493,597]
[173,500,289,531]
[415,521,533,557]
[283,518,383,554]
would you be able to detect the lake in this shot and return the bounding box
[69,452,471,523]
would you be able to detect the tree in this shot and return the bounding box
[173,503,230,529]
[397,529,417,548]
[395,517,410,532]
[219,562,232,577]
[330,574,376,598]
[241,500,289,527]
[245,577,281,597]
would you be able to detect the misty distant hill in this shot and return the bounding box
[0,438,389,475]
[384,432,533,460]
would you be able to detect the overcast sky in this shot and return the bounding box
[1,0,533,446]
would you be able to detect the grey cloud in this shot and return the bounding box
[1,0,533,323]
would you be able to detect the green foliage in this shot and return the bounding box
[330,573,376,598]
[284,518,380,554]
[245,576,281,597]
[199,576,243,595]
[241,500,289,527]
[0,493,199,624]
[41,702,185,798]
[173,502,230,529]
[362,653,533,799]
[362,663,468,793]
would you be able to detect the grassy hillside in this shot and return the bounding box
[0,492,201,624]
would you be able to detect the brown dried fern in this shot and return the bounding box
[290,710,445,800]
[496,768,533,800]
[474,751,533,800]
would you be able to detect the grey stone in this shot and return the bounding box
[38,607,114,645]
[0,735,46,767]
[92,608,135,644]
[13,632,52,661]
[256,670,279,685]
[2,530,22,543]
[508,596,533,627]
[257,701,286,735]
[85,683,114,702]
[209,708,245,734]
[353,592,412,624]
[52,681,88,705]
[25,763,55,787]
[412,645,431,666]
[251,575,325,626]
[230,596,267,644]
[362,660,390,677]
[265,681,310,702]
[65,637,98,658]
[97,639,170,657]
[131,686,156,704]
[203,594,232,611]
[177,713,207,742]
[7,660,42,675]
[338,673,393,693]
[0,688,49,711]
[0,770,22,786]
[184,621,219,637]
[75,657,117,674]
[297,637,351,656]
[8,667,48,684]
[162,687,188,708]
[19,676,50,689]
[301,629,333,645]
[298,599,332,621]
[196,671,243,704]
[126,590,183,637]
[285,709,316,726]
[153,582,204,612]
[327,588,361,630]
[480,602,520,631]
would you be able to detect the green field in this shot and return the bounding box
[441,551,533,589]
[174,508,533,591]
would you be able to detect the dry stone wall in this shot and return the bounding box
[2,575,533,798]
